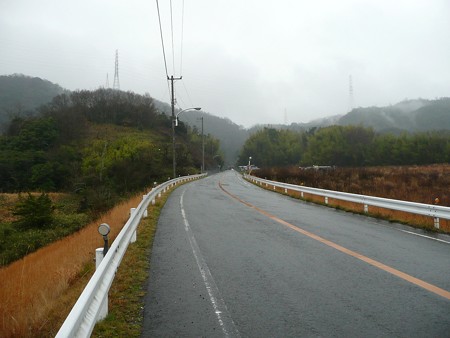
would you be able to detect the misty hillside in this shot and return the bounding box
[152,99,249,166]
[0,74,246,165]
[250,98,450,134]
[338,98,450,132]
[0,74,66,129]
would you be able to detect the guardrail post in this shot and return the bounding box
[95,248,108,320]
[143,195,148,218]
[434,217,440,229]
[364,204,369,213]
[130,208,137,243]
[325,197,328,204]
[301,192,304,198]
[284,188,287,194]
[95,248,104,269]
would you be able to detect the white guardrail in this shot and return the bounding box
[56,174,206,338]
[245,175,450,222]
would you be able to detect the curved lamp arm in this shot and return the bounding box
[175,107,201,126]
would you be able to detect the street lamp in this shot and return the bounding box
[248,156,252,174]
[175,107,201,126]
[172,107,201,178]
[197,117,205,173]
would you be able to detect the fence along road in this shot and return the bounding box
[142,170,450,337]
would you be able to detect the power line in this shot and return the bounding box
[156,0,169,78]
[180,0,185,76]
[181,79,194,107]
[170,0,176,75]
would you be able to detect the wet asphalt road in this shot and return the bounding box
[141,171,450,337]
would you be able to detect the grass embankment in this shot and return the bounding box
[254,164,450,233]
[0,190,160,337]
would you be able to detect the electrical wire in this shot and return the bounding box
[170,0,176,75]
[156,0,189,105]
[179,0,185,77]
[181,79,194,107]
[156,0,169,79]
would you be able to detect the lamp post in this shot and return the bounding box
[248,156,252,175]
[201,117,204,174]
[173,107,201,178]
[197,117,204,173]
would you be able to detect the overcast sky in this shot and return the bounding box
[1,0,449,127]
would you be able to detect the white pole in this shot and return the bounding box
[130,208,137,243]
[95,248,108,320]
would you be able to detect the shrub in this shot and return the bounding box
[12,193,54,229]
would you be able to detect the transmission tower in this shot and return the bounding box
[113,50,120,90]
[348,75,354,111]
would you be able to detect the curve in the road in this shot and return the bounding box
[219,180,450,301]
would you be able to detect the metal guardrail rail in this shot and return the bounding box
[56,174,206,338]
[245,175,450,220]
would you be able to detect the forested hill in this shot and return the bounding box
[0,74,66,130]
[0,88,222,209]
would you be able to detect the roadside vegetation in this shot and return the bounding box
[0,189,168,337]
[252,164,450,232]
[0,193,88,266]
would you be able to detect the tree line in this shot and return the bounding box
[237,125,450,168]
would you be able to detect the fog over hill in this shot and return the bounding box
[249,98,450,135]
[0,74,66,131]
[1,74,449,166]
[338,98,450,133]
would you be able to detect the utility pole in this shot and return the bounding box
[170,75,182,178]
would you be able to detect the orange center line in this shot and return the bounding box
[219,181,450,301]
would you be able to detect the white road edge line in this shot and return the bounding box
[399,229,450,244]
[180,190,240,337]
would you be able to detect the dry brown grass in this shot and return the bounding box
[0,192,147,338]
